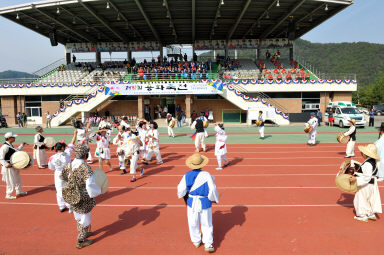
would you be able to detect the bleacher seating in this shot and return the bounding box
[39,64,90,83]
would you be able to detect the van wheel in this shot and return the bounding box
[378,112,382,116]
[339,121,344,128]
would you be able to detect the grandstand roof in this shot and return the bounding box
[0,0,353,45]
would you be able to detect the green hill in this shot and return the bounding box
[0,70,38,79]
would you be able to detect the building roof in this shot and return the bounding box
[0,0,353,45]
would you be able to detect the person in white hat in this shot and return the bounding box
[0,132,27,199]
[74,120,93,164]
[177,153,219,253]
[166,113,175,138]
[34,126,47,169]
[349,144,382,222]
[306,113,318,146]
[48,130,77,213]
[214,123,229,170]
[344,119,357,158]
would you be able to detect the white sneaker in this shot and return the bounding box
[368,214,377,221]
[205,245,215,252]
[156,161,163,165]
[5,195,16,199]
[354,216,368,222]
[68,208,73,214]
[193,242,201,248]
[216,167,223,170]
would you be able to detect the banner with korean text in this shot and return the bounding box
[104,82,223,95]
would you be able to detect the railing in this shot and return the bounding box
[63,85,100,104]
[0,78,38,84]
[124,72,219,81]
[32,58,66,77]
[228,83,289,114]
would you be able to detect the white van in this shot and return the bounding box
[324,101,365,128]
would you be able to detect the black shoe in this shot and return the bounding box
[60,208,68,213]
[120,170,127,175]
[130,177,137,182]
[76,239,94,249]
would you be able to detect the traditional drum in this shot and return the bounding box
[335,160,361,193]
[169,119,176,128]
[93,168,109,194]
[337,132,350,144]
[256,119,262,126]
[304,125,313,133]
[203,120,209,128]
[44,137,57,148]
[10,151,33,169]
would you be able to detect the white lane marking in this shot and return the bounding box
[21,173,338,177]
[0,202,358,208]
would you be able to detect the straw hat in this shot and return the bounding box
[186,153,209,169]
[358,144,380,160]
[335,174,358,193]
[44,137,56,148]
[348,119,356,125]
[93,168,109,194]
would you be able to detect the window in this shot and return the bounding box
[336,108,341,114]
[25,98,42,117]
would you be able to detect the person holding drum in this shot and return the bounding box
[306,113,318,146]
[191,116,206,152]
[257,111,266,140]
[34,126,47,169]
[344,119,356,158]
[75,120,93,164]
[60,144,102,249]
[143,121,163,165]
[166,113,176,138]
[48,130,77,212]
[349,144,382,222]
[0,132,27,199]
[89,129,112,172]
[198,112,209,138]
[113,125,130,175]
[214,122,229,170]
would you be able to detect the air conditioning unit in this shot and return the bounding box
[304,104,320,110]
[143,99,150,105]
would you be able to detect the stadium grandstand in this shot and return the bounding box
[0,0,355,126]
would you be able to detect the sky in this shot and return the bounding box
[0,0,382,73]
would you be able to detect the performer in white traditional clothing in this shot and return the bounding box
[344,119,357,158]
[349,144,382,222]
[48,130,77,212]
[191,118,206,152]
[60,144,102,249]
[0,132,27,199]
[137,120,149,162]
[375,123,384,181]
[120,116,130,129]
[306,113,318,146]
[166,113,175,138]
[34,126,47,168]
[143,121,163,165]
[75,120,93,164]
[125,129,144,182]
[98,117,112,140]
[89,129,112,172]
[214,123,229,170]
[113,125,130,175]
[177,153,219,252]
[258,111,266,140]
[198,113,209,138]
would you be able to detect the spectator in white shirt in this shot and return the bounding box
[46,112,52,128]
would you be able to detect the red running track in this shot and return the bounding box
[1,143,384,255]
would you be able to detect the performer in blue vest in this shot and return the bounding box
[177,153,219,252]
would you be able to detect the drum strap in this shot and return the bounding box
[4,143,16,162]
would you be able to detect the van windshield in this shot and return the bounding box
[341,107,360,114]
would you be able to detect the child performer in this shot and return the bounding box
[48,130,77,212]
[143,121,163,165]
[90,129,112,172]
[34,126,47,168]
[166,113,175,138]
[306,113,318,146]
[113,125,130,175]
[125,129,144,182]
[137,120,149,162]
[258,111,265,140]
[75,121,93,164]
[215,122,229,170]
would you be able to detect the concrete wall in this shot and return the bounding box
[271,98,302,113]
